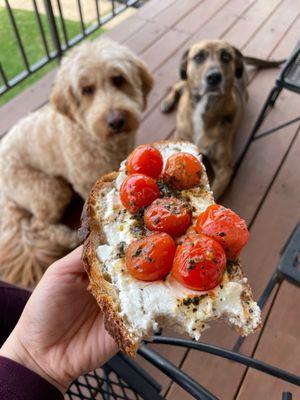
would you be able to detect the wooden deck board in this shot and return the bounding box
[237,129,300,399]
[164,1,300,398]
[124,19,168,54]
[105,16,146,43]
[175,0,232,34]
[238,283,300,399]
[141,28,190,72]
[0,0,299,398]
[224,0,283,48]
[135,0,176,21]
[191,0,256,40]
[244,0,300,59]
[152,0,201,31]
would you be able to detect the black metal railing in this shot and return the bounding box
[0,0,145,96]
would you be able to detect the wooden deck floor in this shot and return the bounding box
[1,0,300,399]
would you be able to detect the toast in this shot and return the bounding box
[81,141,261,357]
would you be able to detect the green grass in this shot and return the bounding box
[0,7,105,106]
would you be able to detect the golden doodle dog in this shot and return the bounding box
[161,39,283,199]
[0,38,153,288]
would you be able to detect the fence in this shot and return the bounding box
[0,0,145,96]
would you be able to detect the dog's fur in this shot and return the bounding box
[0,39,153,287]
[161,39,282,199]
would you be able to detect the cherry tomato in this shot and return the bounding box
[175,232,200,246]
[127,145,163,179]
[163,152,202,190]
[144,197,192,237]
[125,232,176,281]
[120,173,160,213]
[172,233,226,291]
[195,204,249,260]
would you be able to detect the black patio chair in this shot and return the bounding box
[235,40,300,171]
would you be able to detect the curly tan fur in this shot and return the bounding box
[0,38,153,288]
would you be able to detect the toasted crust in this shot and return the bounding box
[81,172,138,357]
[81,140,261,356]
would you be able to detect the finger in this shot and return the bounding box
[50,246,84,275]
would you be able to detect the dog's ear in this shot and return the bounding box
[179,49,189,80]
[50,72,78,120]
[137,60,154,110]
[233,47,244,79]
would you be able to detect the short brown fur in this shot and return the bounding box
[161,39,282,199]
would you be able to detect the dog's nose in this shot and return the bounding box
[206,71,222,86]
[107,111,125,133]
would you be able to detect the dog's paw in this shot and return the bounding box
[160,98,174,113]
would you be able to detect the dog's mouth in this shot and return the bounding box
[203,86,223,95]
[196,83,224,98]
[106,120,140,137]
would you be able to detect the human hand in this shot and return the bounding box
[0,246,118,393]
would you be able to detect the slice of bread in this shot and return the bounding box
[81,141,261,357]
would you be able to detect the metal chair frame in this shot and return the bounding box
[235,40,300,172]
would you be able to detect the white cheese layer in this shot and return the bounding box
[96,141,261,339]
[102,142,214,246]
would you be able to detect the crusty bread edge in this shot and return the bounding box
[80,172,139,357]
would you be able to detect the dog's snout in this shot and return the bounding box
[107,110,125,133]
[206,71,222,86]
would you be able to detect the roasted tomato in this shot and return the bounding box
[127,145,163,179]
[163,152,202,190]
[195,204,249,260]
[120,173,160,213]
[144,197,192,237]
[125,232,176,281]
[172,233,226,291]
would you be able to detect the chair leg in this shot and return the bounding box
[251,86,279,136]
[269,85,282,107]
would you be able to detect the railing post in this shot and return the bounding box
[43,0,63,59]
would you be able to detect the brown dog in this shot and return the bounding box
[0,38,153,287]
[161,39,283,199]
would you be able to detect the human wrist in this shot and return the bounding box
[0,334,69,393]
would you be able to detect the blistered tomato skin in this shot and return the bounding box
[163,152,202,190]
[120,174,160,213]
[144,197,192,237]
[195,204,249,260]
[172,233,226,291]
[126,233,176,281]
[127,145,163,179]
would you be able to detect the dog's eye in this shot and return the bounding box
[112,75,126,87]
[82,85,95,95]
[220,50,232,64]
[194,51,206,64]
